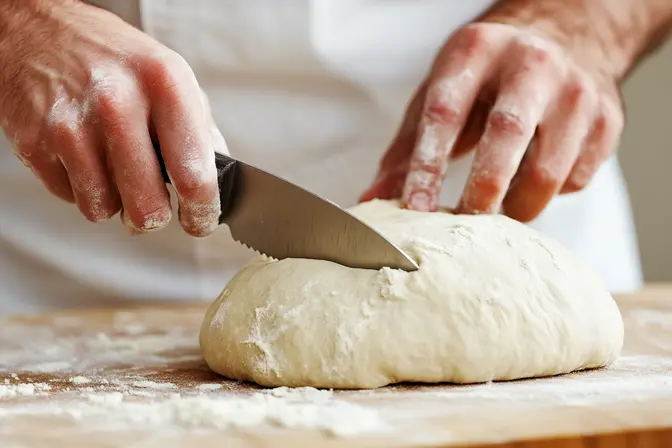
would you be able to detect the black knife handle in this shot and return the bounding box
[152,142,238,225]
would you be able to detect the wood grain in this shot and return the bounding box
[0,284,671,447]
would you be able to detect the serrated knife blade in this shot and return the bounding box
[154,146,418,272]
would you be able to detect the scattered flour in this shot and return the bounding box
[417,356,672,409]
[267,386,332,402]
[86,392,124,405]
[131,381,176,390]
[197,384,223,392]
[69,376,92,385]
[0,384,35,398]
[0,311,201,374]
[115,389,386,437]
[128,390,156,398]
[2,387,388,437]
[0,383,51,398]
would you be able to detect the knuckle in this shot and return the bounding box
[90,95,129,136]
[523,45,552,66]
[173,171,209,200]
[528,164,563,191]
[591,113,609,139]
[487,109,527,137]
[566,161,596,192]
[405,169,438,191]
[470,172,508,200]
[563,176,588,193]
[408,154,444,178]
[455,23,490,55]
[47,121,82,150]
[91,88,124,117]
[564,77,597,110]
[87,66,140,114]
[141,50,193,93]
[511,38,567,81]
[516,36,560,67]
[590,102,624,153]
[422,101,462,127]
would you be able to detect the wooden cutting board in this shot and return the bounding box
[1,285,671,448]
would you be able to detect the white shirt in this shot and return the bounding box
[0,0,643,314]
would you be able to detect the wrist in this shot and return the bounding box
[478,0,660,83]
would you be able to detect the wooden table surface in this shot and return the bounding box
[1,284,671,448]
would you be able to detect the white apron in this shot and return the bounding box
[0,0,643,314]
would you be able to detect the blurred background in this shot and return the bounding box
[620,40,671,282]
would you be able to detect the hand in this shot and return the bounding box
[360,22,625,222]
[0,0,227,236]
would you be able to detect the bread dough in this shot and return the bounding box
[200,200,623,389]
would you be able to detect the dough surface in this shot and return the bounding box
[200,200,623,389]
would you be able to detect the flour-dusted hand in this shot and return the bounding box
[361,21,624,222]
[0,0,227,236]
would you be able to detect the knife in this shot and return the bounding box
[153,145,418,272]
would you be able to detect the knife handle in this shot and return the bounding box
[152,142,238,225]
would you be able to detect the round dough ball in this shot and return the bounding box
[200,200,623,389]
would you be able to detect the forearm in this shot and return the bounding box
[480,0,672,81]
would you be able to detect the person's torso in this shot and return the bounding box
[0,0,642,313]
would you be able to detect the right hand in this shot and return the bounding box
[0,0,226,236]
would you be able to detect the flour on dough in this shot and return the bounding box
[199,200,623,389]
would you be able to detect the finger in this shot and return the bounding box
[560,100,623,194]
[359,83,427,202]
[402,25,502,212]
[504,78,596,221]
[142,53,219,237]
[93,72,172,233]
[456,38,560,215]
[14,143,75,203]
[46,99,120,222]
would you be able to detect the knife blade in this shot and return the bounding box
[153,145,418,272]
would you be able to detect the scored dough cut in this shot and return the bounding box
[200,200,623,389]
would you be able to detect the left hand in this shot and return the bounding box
[360,22,625,222]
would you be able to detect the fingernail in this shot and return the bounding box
[407,191,433,211]
[140,209,172,232]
